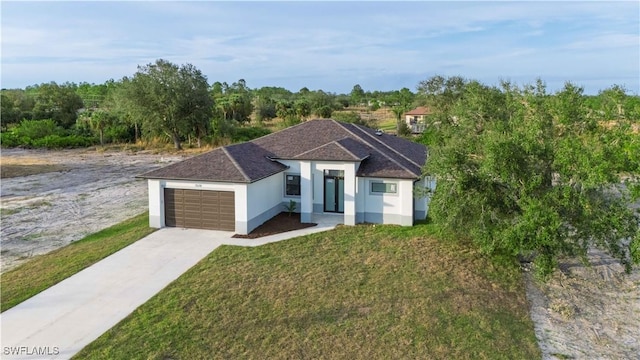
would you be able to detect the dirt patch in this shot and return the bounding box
[0,156,69,178]
[232,212,316,239]
[0,148,187,272]
[525,248,640,359]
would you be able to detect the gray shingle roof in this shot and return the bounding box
[139,119,427,182]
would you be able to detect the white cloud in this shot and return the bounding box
[1,1,638,93]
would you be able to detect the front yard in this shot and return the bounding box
[75,224,540,359]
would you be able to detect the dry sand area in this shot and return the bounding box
[1,148,184,271]
[1,148,639,358]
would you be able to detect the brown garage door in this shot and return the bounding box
[164,189,235,231]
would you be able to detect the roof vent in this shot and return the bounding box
[375,129,383,136]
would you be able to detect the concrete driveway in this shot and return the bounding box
[1,218,339,360]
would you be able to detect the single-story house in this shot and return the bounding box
[138,119,434,234]
[404,106,431,133]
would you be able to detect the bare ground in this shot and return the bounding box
[1,148,639,358]
[526,249,640,359]
[0,148,185,271]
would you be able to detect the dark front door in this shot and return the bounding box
[324,171,344,213]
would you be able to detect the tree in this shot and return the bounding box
[350,84,365,106]
[78,110,114,145]
[309,90,336,117]
[423,76,640,279]
[105,77,142,143]
[125,59,212,149]
[254,96,277,123]
[1,92,24,129]
[391,105,410,134]
[294,98,311,120]
[30,82,84,128]
[315,105,333,118]
[211,79,253,123]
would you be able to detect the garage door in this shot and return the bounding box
[164,189,235,231]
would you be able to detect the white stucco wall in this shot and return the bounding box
[358,177,414,226]
[246,172,284,232]
[147,160,427,232]
[278,160,361,223]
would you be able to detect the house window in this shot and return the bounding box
[285,174,301,196]
[371,181,397,194]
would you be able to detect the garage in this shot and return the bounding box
[164,189,235,231]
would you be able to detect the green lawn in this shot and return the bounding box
[76,224,540,359]
[377,117,398,131]
[1,213,154,312]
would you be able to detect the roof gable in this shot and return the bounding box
[140,119,427,182]
[405,106,431,116]
[292,140,367,161]
[139,147,252,183]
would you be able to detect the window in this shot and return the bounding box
[285,174,301,196]
[323,169,344,177]
[371,181,397,194]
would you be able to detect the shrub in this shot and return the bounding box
[12,119,64,139]
[31,134,96,149]
[104,124,135,143]
[332,111,361,123]
[397,121,412,136]
[232,127,271,142]
[0,132,22,147]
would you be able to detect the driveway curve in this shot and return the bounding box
[1,220,337,360]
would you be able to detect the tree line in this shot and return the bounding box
[1,60,638,280]
[1,59,416,149]
[417,75,639,279]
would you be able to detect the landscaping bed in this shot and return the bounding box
[232,212,316,239]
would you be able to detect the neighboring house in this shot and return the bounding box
[404,106,431,133]
[139,119,434,234]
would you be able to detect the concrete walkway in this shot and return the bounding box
[1,217,340,360]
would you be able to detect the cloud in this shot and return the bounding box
[1,1,638,93]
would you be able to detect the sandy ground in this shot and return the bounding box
[526,250,640,359]
[1,148,639,358]
[0,148,184,271]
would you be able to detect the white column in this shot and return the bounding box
[148,180,163,228]
[344,162,356,225]
[235,185,248,234]
[300,161,313,223]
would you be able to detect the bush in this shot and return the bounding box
[397,121,412,136]
[11,119,64,139]
[0,132,22,147]
[104,124,135,143]
[332,111,361,123]
[231,127,271,142]
[31,134,96,149]
[0,119,96,148]
[333,111,378,129]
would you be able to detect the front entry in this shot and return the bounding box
[324,170,344,213]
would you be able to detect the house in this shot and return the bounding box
[138,119,434,234]
[404,106,431,133]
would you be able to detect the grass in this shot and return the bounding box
[0,207,22,216]
[0,213,154,312]
[76,223,540,359]
[377,117,398,131]
[1,163,67,178]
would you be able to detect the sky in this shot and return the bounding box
[1,1,639,95]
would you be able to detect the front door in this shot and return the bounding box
[324,170,344,213]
